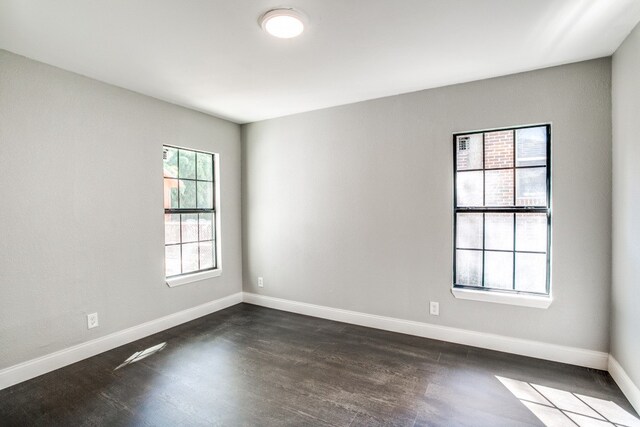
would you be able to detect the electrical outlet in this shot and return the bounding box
[429,302,439,316]
[257,277,264,288]
[87,312,99,329]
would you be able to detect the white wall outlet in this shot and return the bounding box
[87,312,99,329]
[429,302,439,316]
[257,277,264,288]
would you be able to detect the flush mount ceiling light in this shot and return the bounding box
[259,8,306,39]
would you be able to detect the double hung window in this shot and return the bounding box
[453,125,551,295]
[163,146,217,279]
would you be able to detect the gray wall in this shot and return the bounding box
[242,58,612,352]
[0,50,242,369]
[611,22,640,386]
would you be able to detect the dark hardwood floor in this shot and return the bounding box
[0,303,637,426]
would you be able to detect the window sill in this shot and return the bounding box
[451,287,552,309]
[166,269,222,288]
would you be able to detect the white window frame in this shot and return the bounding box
[451,124,552,309]
[163,147,222,288]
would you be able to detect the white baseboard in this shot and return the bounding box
[242,292,609,370]
[0,292,243,391]
[2,290,630,409]
[608,356,640,414]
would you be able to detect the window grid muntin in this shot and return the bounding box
[163,145,216,278]
[453,124,551,295]
[481,133,485,288]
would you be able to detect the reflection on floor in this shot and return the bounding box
[498,376,640,427]
[114,342,167,370]
[0,303,637,426]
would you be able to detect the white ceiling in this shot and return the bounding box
[1,1,639,124]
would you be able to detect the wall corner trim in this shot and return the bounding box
[608,355,640,414]
[0,292,243,391]
[242,292,609,370]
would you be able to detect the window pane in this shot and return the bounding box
[516,167,547,206]
[484,130,513,169]
[456,213,483,249]
[515,253,547,293]
[485,169,514,206]
[181,214,198,243]
[164,146,218,279]
[196,152,213,181]
[179,180,196,208]
[182,243,199,273]
[164,214,180,245]
[452,125,550,295]
[456,171,483,207]
[178,149,196,179]
[456,133,483,171]
[163,147,178,178]
[197,181,213,209]
[164,178,179,209]
[485,213,513,250]
[516,213,547,252]
[485,251,513,290]
[456,250,482,286]
[165,245,181,276]
[199,213,213,241]
[199,241,214,269]
[516,127,547,167]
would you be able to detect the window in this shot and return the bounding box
[453,125,551,297]
[163,146,218,282]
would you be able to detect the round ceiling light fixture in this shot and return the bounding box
[259,8,306,39]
